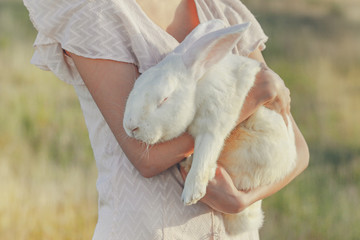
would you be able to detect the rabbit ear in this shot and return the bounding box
[174,19,227,54]
[182,22,251,80]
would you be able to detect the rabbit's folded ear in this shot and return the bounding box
[182,22,251,80]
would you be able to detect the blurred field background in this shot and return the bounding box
[1,0,359,239]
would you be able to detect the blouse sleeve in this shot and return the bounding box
[24,0,137,85]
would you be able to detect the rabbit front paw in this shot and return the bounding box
[181,172,208,205]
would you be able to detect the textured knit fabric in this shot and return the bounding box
[24,0,268,239]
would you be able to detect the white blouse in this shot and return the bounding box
[24,0,268,239]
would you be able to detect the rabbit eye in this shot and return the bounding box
[157,97,168,107]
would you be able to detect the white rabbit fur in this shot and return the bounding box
[123,20,297,235]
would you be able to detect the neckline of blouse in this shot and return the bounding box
[132,0,201,44]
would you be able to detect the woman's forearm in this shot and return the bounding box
[69,53,195,178]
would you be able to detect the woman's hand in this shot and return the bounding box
[257,64,291,124]
[180,165,249,214]
[237,64,291,125]
[241,48,291,125]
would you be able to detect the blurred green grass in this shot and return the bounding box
[0,1,97,239]
[1,0,359,239]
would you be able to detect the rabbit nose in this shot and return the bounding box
[131,127,139,133]
[124,122,138,137]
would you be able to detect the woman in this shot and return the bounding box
[24,0,309,239]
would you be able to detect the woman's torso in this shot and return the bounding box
[24,0,268,238]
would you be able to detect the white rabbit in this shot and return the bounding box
[123,20,297,235]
